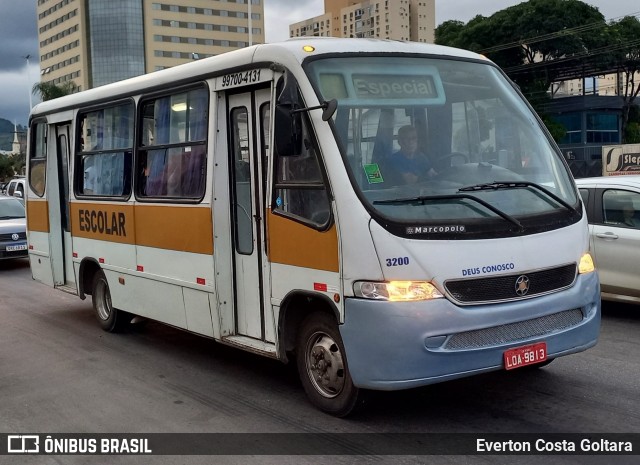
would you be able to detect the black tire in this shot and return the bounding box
[91,270,130,332]
[296,312,363,417]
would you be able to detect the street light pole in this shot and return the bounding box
[248,0,253,46]
[23,54,33,110]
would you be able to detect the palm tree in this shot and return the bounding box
[32,81,78,101]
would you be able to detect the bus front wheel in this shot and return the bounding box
[91,270,130,333]
[296,312,362,417]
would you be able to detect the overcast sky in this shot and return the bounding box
[1,0,639,126]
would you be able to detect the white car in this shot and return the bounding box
[0,196,28,260]
[576,175,640,304]
[5,178,26,202]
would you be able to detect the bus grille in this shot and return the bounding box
[444,264,577,304]
[444,309,584,350]
[0,232,27,241]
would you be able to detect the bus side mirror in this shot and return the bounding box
[274,71,303,156]
[274,104,303,157]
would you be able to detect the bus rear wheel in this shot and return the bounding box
[296,312,362,417]
[91,270,130,333]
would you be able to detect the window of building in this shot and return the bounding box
[553,112,582,145]
[586,113,619,144]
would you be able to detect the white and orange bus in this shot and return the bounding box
[27,38,600,416]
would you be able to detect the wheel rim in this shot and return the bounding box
[95,278,112,321]
[304,330,346,398]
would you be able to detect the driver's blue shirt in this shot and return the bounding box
[392,150,433,177]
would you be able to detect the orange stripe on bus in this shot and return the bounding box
[26,200,50,233]
[69,203,213,254]
[267,211,339,272]
[134,205,213,255]
[70,203,135,245]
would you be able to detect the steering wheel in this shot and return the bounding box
[437,152,470,168]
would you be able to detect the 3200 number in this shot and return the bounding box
[386,257,410,267]
[221,69,261,87]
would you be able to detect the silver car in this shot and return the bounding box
[576,175,640,304]
[0,196,28,260]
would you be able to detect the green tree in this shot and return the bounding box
[436,0,606,100]
[434,20,466,49]
[32,81,78,101]
[9,153,26,176]
[541,115,567,143]
[0,155,15,181]
[435,0,609,137]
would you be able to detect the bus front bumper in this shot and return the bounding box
[339,272,600,390]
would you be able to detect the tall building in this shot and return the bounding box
[289,0,435,43]
[36,0,264,91]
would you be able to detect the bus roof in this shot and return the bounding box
[29,38,487,120]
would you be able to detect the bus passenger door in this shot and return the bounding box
[225,89,273,342]
[48,123,75,288]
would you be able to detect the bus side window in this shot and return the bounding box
[29,121,47,197]
[136,86,208,200]
[76,102,134,198]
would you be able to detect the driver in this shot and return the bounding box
[391,125,437,184]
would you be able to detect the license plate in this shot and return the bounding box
[504,342,547,370]
[6,243,27,252]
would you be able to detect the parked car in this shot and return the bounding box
[5,177,26,203]
[0,196,28,260]
[576,176,640,304]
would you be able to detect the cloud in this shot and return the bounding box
[0,1,38,72]
[264,0,324,43]
[0,66,41,126]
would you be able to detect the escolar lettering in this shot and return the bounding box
[78,209,126,236]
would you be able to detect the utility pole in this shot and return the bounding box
[23,54,33,110]
[248,0,253,46]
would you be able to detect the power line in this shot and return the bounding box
[503,38,640,75]
[478,11,640,55]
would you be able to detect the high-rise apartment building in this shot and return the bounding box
[36,0,264,91]
[290,0,435,43]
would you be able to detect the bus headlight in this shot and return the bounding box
[354,281,443,301]
[578,253,595,274]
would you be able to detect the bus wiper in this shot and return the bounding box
[373,193,524,231]
[458,181,580,215]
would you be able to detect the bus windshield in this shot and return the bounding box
[305,56,578,231]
